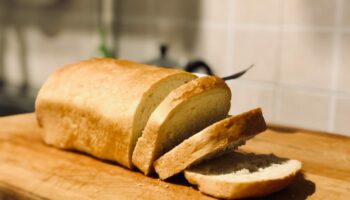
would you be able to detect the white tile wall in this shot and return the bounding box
[280,31,333,90]
[27,27,99,87]
[283,0,336,27]
[4,28,23,86]
[0,0,100,90]
[184,26,229,74]
[338,33,350,93]
[277,89,331,131]
[120,0,152,17]
[342,0,350,27]
[154,0,201,21]
[233,0,282,25]
[334,96,350,135]
[232,30,281,82]
[199,0,230,22]
[116,0,350,135]
[228,81,275,121]
[1,0,349,136]
[118,22,154,62]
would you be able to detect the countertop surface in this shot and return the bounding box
[0,113,349,199]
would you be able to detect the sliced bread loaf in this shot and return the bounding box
[132,76,231,175]
[154,108,266,180]
[35,58,196,168]
[185,151,302,199]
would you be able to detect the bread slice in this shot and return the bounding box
[154,108,266,180]
[35,58,196,168]
[185,151,302,199]
[132,76,231,175]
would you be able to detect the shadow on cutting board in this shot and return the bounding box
[65,147,316,200]
[249,173,315,200]
[61,143,315,200]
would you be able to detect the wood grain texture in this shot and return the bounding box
[0,114,213,200]
[0,114,349,199]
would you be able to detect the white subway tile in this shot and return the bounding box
[278,88,331,131]
[337,33,350,93]
[280,32,333,90]
[342,0,350,27]
[233,0,282,25]
[153,0,230,22]
[186,27,229,75]
[283,0,336,27]
[3,28,23,86]
[154,0,200,20]
[334,96,350,136]
[118,23,155,62]
[25,27,99,88]
[227,81,275,122]
[199,0,229,22]
[121,0,152,17]
[231,30,281,82]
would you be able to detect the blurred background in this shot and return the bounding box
[0,0,349,136]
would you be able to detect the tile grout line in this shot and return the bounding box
[225,0,235,76]
[146,0,156,58]
[226,0,236,115]
[235,78,350,97]
[272,0,285,124]
[121,15,350,33]
[328,0,343,133]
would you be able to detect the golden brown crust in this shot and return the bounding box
[36,58,195,168]
[154,108,267,180]
[132,76,231,175]
[36,101,129,163]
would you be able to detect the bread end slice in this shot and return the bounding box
[184,152,302,199]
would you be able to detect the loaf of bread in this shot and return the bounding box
[132,76,231,175]
[35,58,196,168]
[154,108,267,180]
[36,58,301,198]
[185,151,302,199]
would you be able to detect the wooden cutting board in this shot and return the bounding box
[0,114,349,200]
